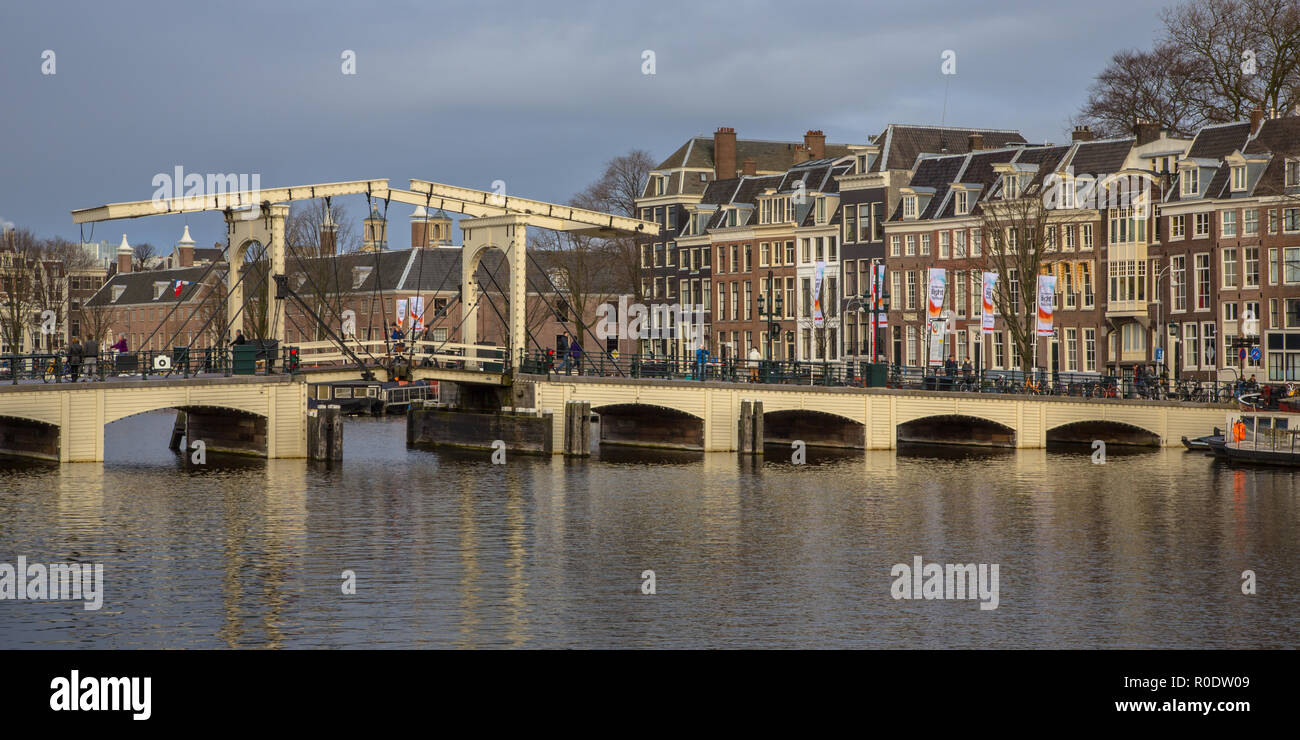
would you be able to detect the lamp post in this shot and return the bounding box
[1168,321,1180,383]
[756,269,784,363]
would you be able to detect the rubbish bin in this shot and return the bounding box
[863,362,888,387]
[232,345,258,375]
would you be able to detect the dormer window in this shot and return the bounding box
[855,154,868,173]
[1003,173,1024,199]
[1286,159,1300,188]
[152,281,170,300]
[815,196,827,224]
[111,285,126,302]
[1182,168,1200,196]
[955,190,970,215]
[650,174,666,196]
[903,195,918,219]
[1232,165,1247,192]
[351,265,372,290]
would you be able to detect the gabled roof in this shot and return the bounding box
[648,135,852,197]
[1243,115,1300,198]
[85,265,218,307]
[1166,121,1254,203]
[869,124,1026,173]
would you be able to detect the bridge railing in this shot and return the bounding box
[291,338,509,372]
[2,346,293,383]
[515,350,1239,404]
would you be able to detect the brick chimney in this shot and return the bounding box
[741,157,757,176]
[175,225,195,267]
[1071,125,1094,142]
[714,127,737,180]
[967,132,985,151]
[320,208,338,256]
[1133,119,1161,146]
[116,234,133,274]
[804,130,826,159]
[410,206,429,249]
[1250,108,1266,134]
[793,145,814,164]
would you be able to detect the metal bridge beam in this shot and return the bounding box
[71,179,391,223]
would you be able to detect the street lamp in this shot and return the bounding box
[1168,321,1180,383]
[756,269,783,362]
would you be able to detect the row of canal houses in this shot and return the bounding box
[635,113,1300,383]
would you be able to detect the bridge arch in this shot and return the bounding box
[0,414,61,461]
[594,402,704,450]
[1046,420,1160,447]
[763,409,865,449]
[897,414,1016,448]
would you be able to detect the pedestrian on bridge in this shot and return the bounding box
[695,344,708,381]
[67,337,84,382]
[568,338,582,375]
[83,337,99,381]
[231,330,247,346]
[748,346,761,383]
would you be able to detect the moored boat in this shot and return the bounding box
[1220,409,1300,467]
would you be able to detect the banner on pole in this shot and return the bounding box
[813,260,826,328]
[395,299,408,330]
[981,272,998,333]
[874,263,887,328]
[409,296,425,330]
[1036,274,1057,337]
[928,316,947,366]
[927,268,946,322]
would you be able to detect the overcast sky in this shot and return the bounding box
[1,0,1171,250]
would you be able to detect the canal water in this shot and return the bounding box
[0,411,1296,648]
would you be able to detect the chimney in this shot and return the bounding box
[741,157,757,176]
[1071,125,1094,142]
[116,234,133,274]
[1133,119,1161,146]
[714,126,737,180]
[320,208,338,256]
[793,145,814,164]
[175,225,195,267]
[804,130,826,159]
[967,132,985,151]
[410,205,429,249]
[1250,108,1266,134]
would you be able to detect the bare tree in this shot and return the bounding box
[132,242,158,271]
[1077,0,1300,136]
[285,200,357,341]
[0,227,43,355]
[1074,43,1203,137]
[977,174,1091,376]
[580,150,655,303]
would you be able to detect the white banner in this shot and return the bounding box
[928,316,947,366]
[1036,275,1056,337]
[812,260,826,328]
[409,296,425,330]
[981,272,998,333]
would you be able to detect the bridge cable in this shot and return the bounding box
[278,201,386,369]
[478,253,544,357]
[524,249,625,377]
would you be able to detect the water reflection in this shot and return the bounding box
[0,410,1296,649]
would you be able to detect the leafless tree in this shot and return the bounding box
[0,227,41,355]
[132,242,158,271]
[1076,0,1300,136]
[578,150,655,303]
[285,200,358,341]
[978,174,1090,376]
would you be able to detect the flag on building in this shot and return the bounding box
[173,280,190,297]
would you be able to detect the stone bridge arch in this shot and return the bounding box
[763,408,865,449]
[897,414,1017,447]
[0,414,61,461]
[1046,419,1161,447]
[594,402,704,450]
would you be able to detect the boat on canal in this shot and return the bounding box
[1217,398,1300,466]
